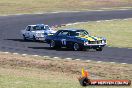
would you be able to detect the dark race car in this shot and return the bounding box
[45,28,107,51]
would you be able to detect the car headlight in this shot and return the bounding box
[102,40,106,44]
[36,33,40,37]
[102,40,105,44]
[84,41,89,46]
[36,33,43,37]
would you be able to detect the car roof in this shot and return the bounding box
[60,28,85,31]
[28,24,46,27]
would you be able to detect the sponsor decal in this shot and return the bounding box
[78,68,131,86]
[79,35,102,41]
[79,36,95,41]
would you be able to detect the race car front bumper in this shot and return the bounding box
[84,44,106,49]
[36,37,45,41]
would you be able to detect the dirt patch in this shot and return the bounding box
[0,54,82,75]
[0,58,81,74]
[0,52,132,80]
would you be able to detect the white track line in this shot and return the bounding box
[2,8,131,17]
[97,61,102,63]
[1,51,129,65]
[65,58,72,60]
[66,24,73,26]
[3,52,9,54]
[110,62,116,64]
[75,59,80,61]
[119,9,128,10]
[72,23,80,25]
[33,55,39,57]
[13,53,19,55]
[22,54,27,56]
[105,20,113,22]
[96,10,104,11]
[43,56,50,58]
[62,18,132,28]
[53,57,59,59]
[123,19,129,20]
[121,63,127,64]
[96,21,101,22]
[86,60,91,62]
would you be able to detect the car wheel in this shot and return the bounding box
[96,47,103,51]
[23,35,27,40]
[33,36,36,41]
[73,43,80,51]
[50,40,56,48]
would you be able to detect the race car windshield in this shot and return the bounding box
[71,30,89,36]
[45,25,50,30]
[33,26,45,30]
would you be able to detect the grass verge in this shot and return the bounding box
[0,52,132,88]
[58,19,132,48]
[0,0,132,15]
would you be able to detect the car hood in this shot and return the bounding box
[77,35,102,41]
[34,30,56,34]
[34,30,45,33]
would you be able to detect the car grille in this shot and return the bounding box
[89,40,102,44]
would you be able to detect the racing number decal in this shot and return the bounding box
[61,39,66,45]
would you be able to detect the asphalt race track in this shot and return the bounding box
[0,10,132,64]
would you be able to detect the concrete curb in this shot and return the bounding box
[1,51,129,65]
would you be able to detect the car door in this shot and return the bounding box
[55,30,69,47]
[29,26,35,39]
[65,31,75,46]
[25,26,31,38]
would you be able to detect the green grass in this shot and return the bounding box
[0,74,80,88]
[0,64,131,88]
[0,74,131,88]
[58,19,132,48]
[0,0,132,15]
[0,65,132,88]
[0,52,132,88]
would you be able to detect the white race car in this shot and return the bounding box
[21,24,56,41]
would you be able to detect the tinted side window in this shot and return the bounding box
[44,25,50,30]
[32,26,44,31]
[57,31,69,36]
[26,26,31,31]
[70,31,79,36]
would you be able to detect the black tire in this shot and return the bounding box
[73,43,80,51]
[23,35,27,40]
[50,40,57,49]
[33,36,36,41]
[96,47,103,51]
